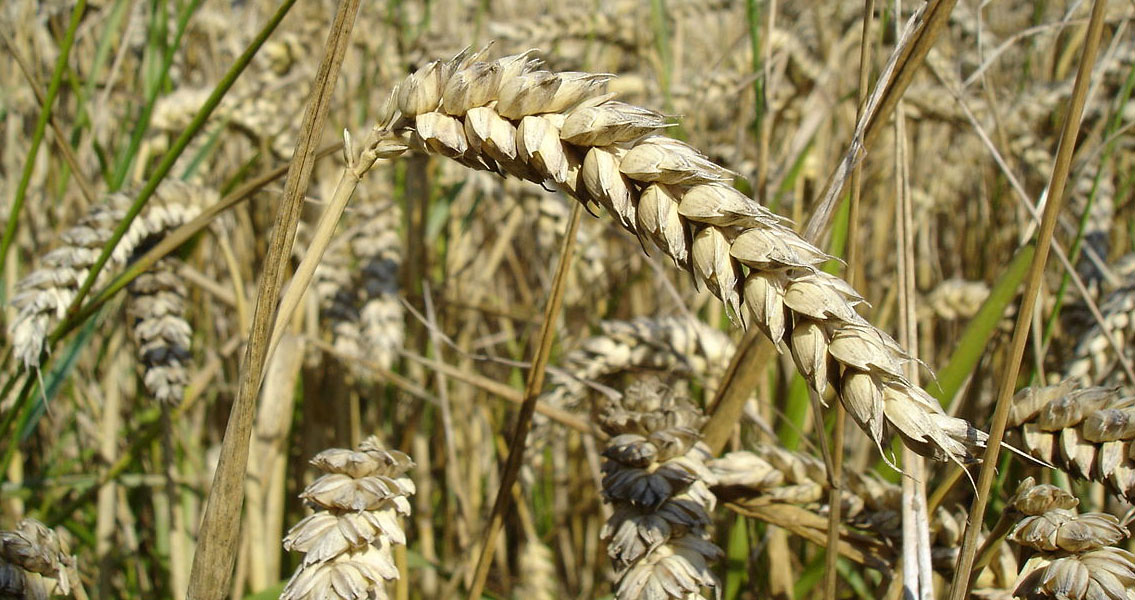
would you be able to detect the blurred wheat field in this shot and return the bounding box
[2,0,1135,599]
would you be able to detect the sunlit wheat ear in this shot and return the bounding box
[126,257,191,406]
[280,436,415,600]
[8,180,214,370]
[1008,382,1135,501]
[0,518,77,599]
[597,378,721,600]
[368,47,987,465]
[1007,477,1135,600]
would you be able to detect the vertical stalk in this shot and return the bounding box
[185,1,361,597]
[947,1,1109,596]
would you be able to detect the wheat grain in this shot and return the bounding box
[8,180,213,370]
[358,47,987,464]
[280,436,415,600]
[126,257,191,405]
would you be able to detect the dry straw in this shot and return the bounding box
[280,436,415,600]
[362,45,985,465]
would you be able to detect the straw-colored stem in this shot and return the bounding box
[466,203,583,600]
[185,1,360,596]
[947,0,1110,596]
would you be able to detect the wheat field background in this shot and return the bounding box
[2,0,1135,599]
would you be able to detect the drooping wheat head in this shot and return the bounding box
[9,180,213,370]
[359,46,986,465]
[126,257,192,406]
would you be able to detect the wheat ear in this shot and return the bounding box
[126,257,192,405]
[710,445,1017,583]
[0,518,78,599]
[1008,382,1135,502]
[280,436,415,600]
[1006,477,1135,600]
[9,180,213,370]
[597,377,721,600]
[364,46,985,464]
[1065,282,1135,391]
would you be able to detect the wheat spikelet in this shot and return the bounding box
[8,180,213,370]
[542,316,736,411]
[126,257,191,405]
[0,518,77,599]
[597,377,721,600]
[1008,382,1135,501]
[280,436,414,600]
[1007,477,1135,600]
[363,46,986,464]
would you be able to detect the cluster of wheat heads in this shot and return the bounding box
[354,46,986,466]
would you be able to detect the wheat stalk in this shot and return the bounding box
[1006,477,1135,600]
[597,377,721,600]
[360,46,985,465]
[280,436,415,600]
[8,180,213,371]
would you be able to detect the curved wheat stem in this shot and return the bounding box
[9,180,213,370]
[360,46,985,464]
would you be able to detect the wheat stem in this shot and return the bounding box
[947,0,1110,596]
[185,1,359,596]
